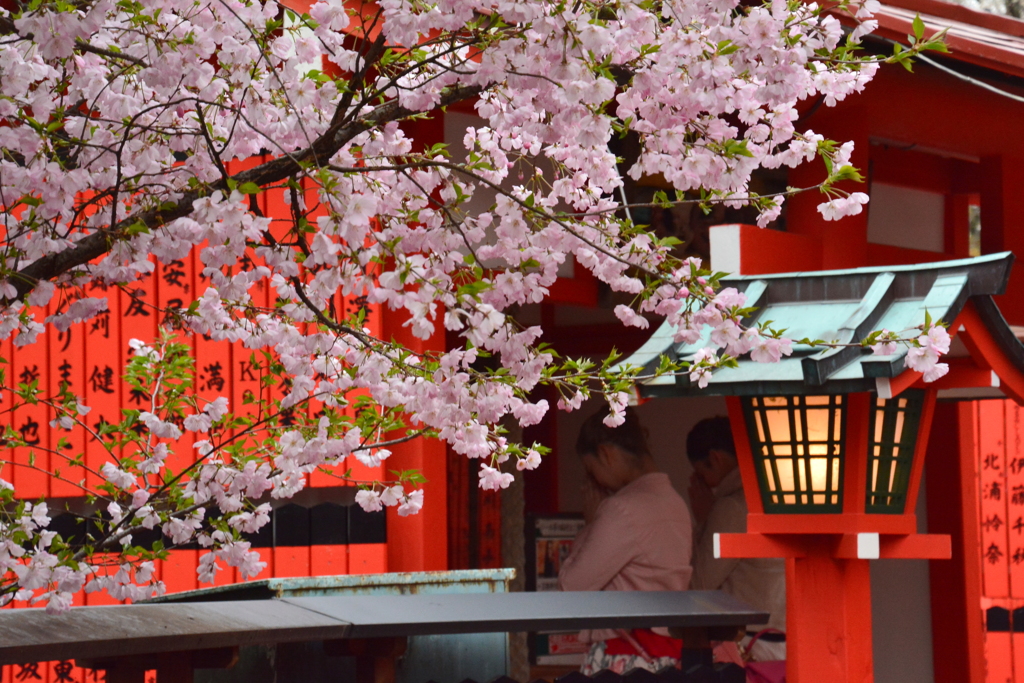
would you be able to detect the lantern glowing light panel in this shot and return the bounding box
[743,395,845,512]
[866,391,923,514]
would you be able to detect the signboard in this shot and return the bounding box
[526,514,589,666]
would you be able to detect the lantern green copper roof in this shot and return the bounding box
[619,252,1023,398]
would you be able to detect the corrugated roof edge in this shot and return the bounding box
[717,251,1012,283]
[814,0,1024,77]
[142,568,516,603]
[879,0,1024,39]
[616,252,1023,397]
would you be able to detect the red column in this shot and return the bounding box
[783,393,875,683]
[787,548,874,683]
[925,402,986,683]
[382,310,449,572]
[787,105,870,270]
[381,112,450,573]
[944,194,973,259]
[980,155,1024,327]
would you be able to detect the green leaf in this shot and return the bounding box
[912,14,926,41]
[238,182,261,195]
[124,221,150,236]
[832,165,865,184]
[457,280,492,299]
[716,40,739,56]
[723,139,754,158]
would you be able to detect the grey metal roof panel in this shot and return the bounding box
[280,590,767,638]
[757,301,865,349]
[0,591,767,665]
[800,273,897,385]
[0,599,352,665]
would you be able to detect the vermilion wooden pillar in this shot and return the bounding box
[925,401,986,683]
[786,105,870,271]
[379,113,450,573]
[382,307,449,572]
[786,550,874,683]
[980,155,1024,327]
[784,395,874,681]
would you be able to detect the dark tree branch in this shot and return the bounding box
[74,39,150,67]
[8,82,484,301]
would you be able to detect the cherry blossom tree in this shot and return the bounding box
[0,0,947,610]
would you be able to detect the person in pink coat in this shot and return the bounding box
[559,405,693,674]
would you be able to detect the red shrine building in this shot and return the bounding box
[5,0,1024,682]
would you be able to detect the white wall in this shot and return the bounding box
[867,182,945,253]
[871,476,935,683]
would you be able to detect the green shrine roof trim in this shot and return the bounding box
[621,252,1024,397]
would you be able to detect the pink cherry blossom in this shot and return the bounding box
[689,348,718,389]
[0,0,939,610]
[603,393,630,427]
[905,323,951,382]
[871,330,899,356]
[398,490,425,517]
[478,465,515,491]
[818,193,870,221]
[750,336,794,364]
[356,490,384,512]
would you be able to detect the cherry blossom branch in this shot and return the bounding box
[5,81,485,303]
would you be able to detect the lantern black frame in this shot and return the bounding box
[742,395,846,514]
[866,390,925,514]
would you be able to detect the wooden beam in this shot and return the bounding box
[842,393,871,517]
[904,388,937,520]
[912,362,998,391]
[879,534,952,560]
[715,533,809,559]
[834,533,951,560]
[718,532,951,560]
[875,369,923,399]
[956,300,1024,404]
[746,512,917,535]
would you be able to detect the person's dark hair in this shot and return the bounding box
[576,405,651,460]
[686,416,735,463]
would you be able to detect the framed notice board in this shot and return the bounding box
[526,514,588,665]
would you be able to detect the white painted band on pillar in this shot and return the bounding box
[858,532,880,560]
[713,533,721,560]
[709,225,742,274]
